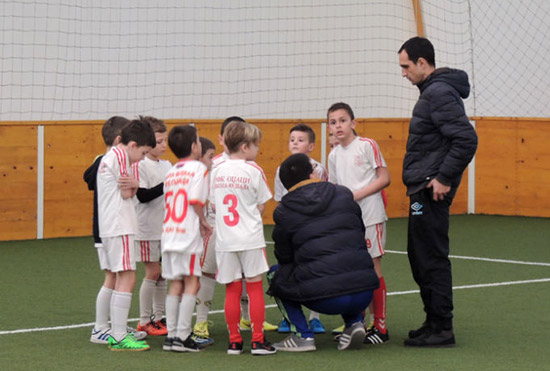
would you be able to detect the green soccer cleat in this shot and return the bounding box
[108,334,150,352]
[193,320,214,338]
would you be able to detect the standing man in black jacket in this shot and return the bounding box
[398,37,478,347]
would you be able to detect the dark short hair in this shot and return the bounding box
[327,102,355,121]
[290,123,315,143]
[221,116,245,135]
[279,153,313,190]
[101,116,130,146]
[398,36,435,67]
[168,125,198,159]
[199,136,215,156]
[120,119,156,147]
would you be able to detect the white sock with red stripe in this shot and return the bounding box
[196,276,216,323]
[139,279,156,325]
[110,291,132,342]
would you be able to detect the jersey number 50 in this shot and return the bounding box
[223,194,239,227]
[164,189,188,223]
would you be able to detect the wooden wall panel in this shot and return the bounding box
[3,117,549,241]
[43,124,104,238]
[0,126,38,240]
[476,119,550,217]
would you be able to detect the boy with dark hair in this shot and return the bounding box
[85,116,148,345]
[269,153,379,352]
[327,102,391,345]
[273,123,327,334]
[96,118,156,351]
[133,116,171,337]
[162,125,212,352]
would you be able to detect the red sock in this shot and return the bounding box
[246,280,265,343]
[225,280,243,343]
[373,276,387,334]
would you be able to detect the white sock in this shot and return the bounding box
[196,276,216,323]
[240,282,249,321]
[176,294,197,340]
[165,295,180,338]
[153,279,167,321]
[110,291,132,342]
[95,286,113,330]
[139,279,156,324]
[309,311,320,321]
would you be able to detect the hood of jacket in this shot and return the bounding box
[280,179,335,216]
[419,67,470,99]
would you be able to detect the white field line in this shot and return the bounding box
[2,277,549,336]
[384,249,550,267]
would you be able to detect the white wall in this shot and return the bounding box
[0,0,548,121]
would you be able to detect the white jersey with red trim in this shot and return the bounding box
[211,159,272,252]
[97,146,138,238]
[162,159,209,254]
[132,157,172,241]
[328,136,388,226]
[274,157,328,202]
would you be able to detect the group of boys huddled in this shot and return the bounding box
[84,101,390,354]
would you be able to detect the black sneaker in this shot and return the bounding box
[163,337,174,351]
[172,335,203,352]
[227,341,244,355]
[251,339,277,355]
[408,322,430,339]
[364,327,389,345]
[404,328,455,347]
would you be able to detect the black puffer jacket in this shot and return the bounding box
[267,179,379,302]
[402,67,478,194]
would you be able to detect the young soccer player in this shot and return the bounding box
[193,117,277,342]
[132,116,172,337]
[85,116,148,345]
[210,120,276,355]
[96,118,156,351]
[162,125,212,353]
[327,102,391,345]
[273,123,327,334]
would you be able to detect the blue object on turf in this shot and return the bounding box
[309,318,326,334]
[278,318,291,333]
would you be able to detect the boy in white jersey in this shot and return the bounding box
[86,116,147,345]
[193,117,278,341]
[211,120,277,356]
[327,102,391,345]
[273,123,327,334]
[97,119,156,351]
[162,125,212,353]
[132,116,172,337]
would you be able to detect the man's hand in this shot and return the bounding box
[427,178,450,201]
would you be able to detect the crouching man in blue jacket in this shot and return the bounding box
[267,153,380,352]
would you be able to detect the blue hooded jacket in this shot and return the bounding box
[402,67,478,195]
[268,179,379,301]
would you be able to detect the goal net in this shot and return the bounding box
[1,0,549,121]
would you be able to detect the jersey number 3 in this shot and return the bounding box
[164,189,188,223]
[223,194,239,227]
